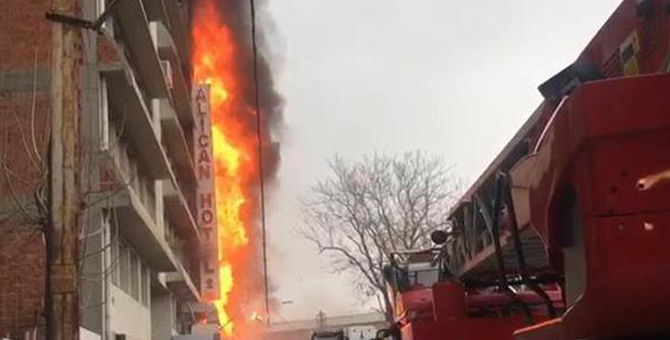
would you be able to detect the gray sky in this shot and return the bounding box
[264,0,619,322]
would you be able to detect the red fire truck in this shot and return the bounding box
[382,1,670,339]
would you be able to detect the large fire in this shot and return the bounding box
[192,0,265,338]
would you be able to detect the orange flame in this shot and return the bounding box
[192,1,259,337]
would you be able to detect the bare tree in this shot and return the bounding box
[299,151,459,322]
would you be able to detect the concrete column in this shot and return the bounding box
[151,293,174,340]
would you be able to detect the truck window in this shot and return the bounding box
[408,267,439,288]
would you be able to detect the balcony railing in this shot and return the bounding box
[165,224,201,301]
[158,98,196,182]
[100,127,176,272]
[141,0,169,24]
[166,222,197,282]
[107,124,157,223]
[156,22,195,127]
[111,0,169,99]
[103,67,171,180]
[163,174,200,243]
[163,0,189,67]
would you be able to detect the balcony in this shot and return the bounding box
[100,139,176,272]
[156,22,194,126]
[165,222,201,301]
[158,99,199,243]
[142,0,169,25]
[103,66,171,180]
[165,260,200,301]
[163,0,189,66]
[111,0,169,99]
[163,177,200,242]
[157,98,196,181]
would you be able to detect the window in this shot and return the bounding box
[130,252,140,300]
[172,297,180,332]
[111,235,151,306]
[110,217,119,286]
[95,0,105,18]
[412,268,439,287]
[119,241,130,293]
[95,0,113,34]
[407,262,439,288]
[389,263,440,292]
[99,77,109,151]
[163,212,171,242]
[140,262,150,307]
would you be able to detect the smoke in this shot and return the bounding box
[202,0,284,182]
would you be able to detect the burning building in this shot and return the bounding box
[0,0,281,338]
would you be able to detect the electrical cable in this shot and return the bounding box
[249,0,271,327]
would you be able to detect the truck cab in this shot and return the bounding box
[382,249,560,340]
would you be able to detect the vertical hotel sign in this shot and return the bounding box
[194,84,220,301]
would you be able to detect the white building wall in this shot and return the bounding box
[81,327,102,340]
[110,285,152,340]
[151,293,175,340]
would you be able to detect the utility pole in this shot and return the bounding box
[47,0,82,337]
[249,0,271,327]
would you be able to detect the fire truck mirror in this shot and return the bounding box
[430,230,449,245]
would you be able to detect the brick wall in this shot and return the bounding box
[1,0,129,336]
[0,92,51,193]
[0,92,49,337]
[0,92,50,339]
[0,225,45,337]
[0,0,52,70]
[0,0,52,336]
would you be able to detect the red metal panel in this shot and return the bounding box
[396,288,434,321]
[403,283,528,340]
[432,282,466,321]
[518,74,670,259]
[512,74,670,340]
[516,211,670,340]
[580,132,670,216]
[574,75,670,218]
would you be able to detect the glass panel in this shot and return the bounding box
[119,241,130,293]
[110,218,120,286]
[130,251,139,300]
[140,262,150,307]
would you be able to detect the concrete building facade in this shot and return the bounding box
[0,0,212,339]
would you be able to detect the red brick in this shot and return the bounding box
[0,1,56,335]
[0,0,51,70]
[0,226,45,335]
[98,35,121,64]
